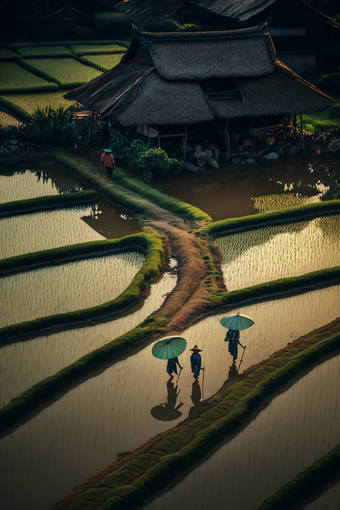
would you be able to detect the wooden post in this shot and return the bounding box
[300,114,303,136]
[183,124,187,164]
[87,110,94,145]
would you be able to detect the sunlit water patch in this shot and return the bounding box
[0,167,83,203]
[0,252,144,328]
[141,355,340,510]
[1,284,339,510]
[216,215,340,291]
[0,206,105,258]
[0,259,177,407]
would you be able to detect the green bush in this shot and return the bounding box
[122,139,180,179]
[329,104,340,119]
[93,12,132,38]
[32,106,77,146]
[75,26,95,40]
[319,71,340,94]
[144,18,201,32]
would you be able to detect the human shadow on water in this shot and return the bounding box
[150,381,184,421]
[190,380,202,405]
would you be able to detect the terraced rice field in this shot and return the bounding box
[16,45,74,58]
[68,43,127,55]
[0,252,144,327]
[24,58,102,87]
[81,53,124,70]
[0,62,58,93]
[216,215,340,291]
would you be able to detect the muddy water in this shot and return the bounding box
[0,166,83,203]
[141,354,340,510]
[0,199,141,258]
[153,157,338,221]
[216,214,340,291]
[0,252,144,328]
[0,259,177,407]
[1,285,339,510]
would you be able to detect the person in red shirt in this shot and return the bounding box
[100,149,115,178]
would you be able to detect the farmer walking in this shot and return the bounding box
[100,148,115,178]
[167,356,183,381]
[190,344,202,380]
[224,329,244,361]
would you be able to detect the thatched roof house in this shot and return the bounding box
[65,24,332,137]
[115,0,340,75]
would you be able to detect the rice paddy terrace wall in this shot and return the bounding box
[1,153,340,510]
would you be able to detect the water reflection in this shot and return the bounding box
[153,157,339,221]
[151,381,184,421]
[81,200,141,239]
[0,166,83,203]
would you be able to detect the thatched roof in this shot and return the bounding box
[208,61,333,119]
[115,0,340,28]
[65,26,333,127]
[147,35,275,80]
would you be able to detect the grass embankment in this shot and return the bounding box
[52,152,158,219]
[0,190,97,217]
[196,200,340,239]
[112,167,212,223]
[255,442,340,509]
[0,95,33,122]
[0,230,166,345]
[50,321,340,510]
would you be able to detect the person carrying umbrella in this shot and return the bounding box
[167,356,183,381]
[100,148,115,178]
[190,344,202,380]
[151,336,187,382]
[224,329,244,361]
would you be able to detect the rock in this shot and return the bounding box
[8,145,20,152]
[262,152,279,160]
[288,146,298,156]
[214,148,221,162]
[276,147,286,157]
[231,157,242,164]
[8,139,19,145]
[245,158,256,163]
[208,157,219,168]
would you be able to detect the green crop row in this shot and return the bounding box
[4,39,130,50]
[16,45,74,58]
[54,325,340,510]
[0,190,97,218]
[78,53,123,72]
[67,43,127,56]
[19,58,101,90]
[0,62,59,94]
[0,95,33,122]
[112,167,212,223]
[0,48,21,61]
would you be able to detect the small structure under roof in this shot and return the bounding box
[65,24,333,156]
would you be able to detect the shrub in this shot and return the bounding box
[93,12,132,38]
[319,71,340,94]
[329,104,340,119]
[144,18,201,32]
[75,26,95,40]
[122,138,180,179]
[32,106,77,146]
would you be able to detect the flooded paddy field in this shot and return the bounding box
[153,157,338,221]
[140,354,340,510]
[299,480,340,510]
[0,260,177,407]
[216,214,340,290]
[0,199,141,258]
[0,166,83,203]
[1,285,339,510]
[0,252,144,328]
[1,156,339,510]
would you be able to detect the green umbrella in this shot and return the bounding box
[220,313,255,330]
[152,336,187,360]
